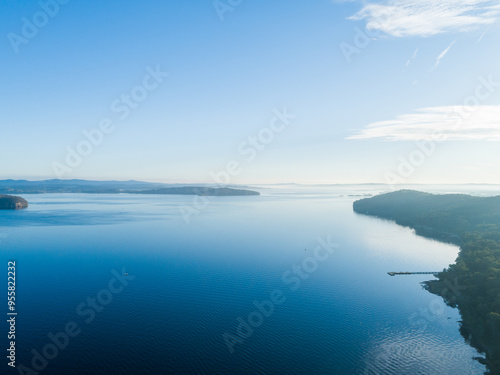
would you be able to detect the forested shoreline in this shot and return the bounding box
[354,190,500,374]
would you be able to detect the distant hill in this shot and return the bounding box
[0,194,28,210]
[353,189,500,243]
[0,179,165,194]
[0,180,260,196]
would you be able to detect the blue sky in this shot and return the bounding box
[1,0,499,184]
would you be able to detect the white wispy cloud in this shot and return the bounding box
[432,41,455,69]
[405,47,419,67]
[477,26,490,42]
[411,47,419,59]
[350,0,500,37]
[347,105,500,141]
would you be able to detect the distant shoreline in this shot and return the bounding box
[0,180,260,197]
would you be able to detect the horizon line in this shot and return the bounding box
[1,178,500,186]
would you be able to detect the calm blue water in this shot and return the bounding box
[1,187,492,374]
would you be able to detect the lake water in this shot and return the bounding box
[2,185,497,374]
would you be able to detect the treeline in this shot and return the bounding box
[354,190,500,374]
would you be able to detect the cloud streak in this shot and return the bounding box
[405,47,419,67]
[347,105,500,141]
[350,0,500,37]
[432,41,455,69]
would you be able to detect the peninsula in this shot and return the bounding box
[354,190,500,373]
[0,194,28,210]
[0,180,260,196]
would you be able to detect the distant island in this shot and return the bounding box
[354,190,500,373]
[0,179,260,197]
[0,194,28,210]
